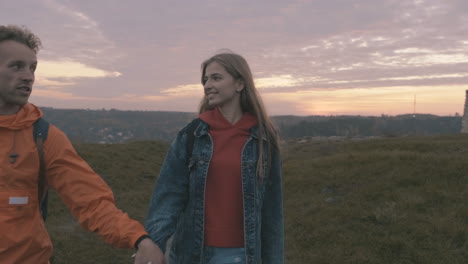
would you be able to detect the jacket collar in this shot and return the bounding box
[194,120,268,141]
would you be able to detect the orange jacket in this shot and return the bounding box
[0,103,147,264]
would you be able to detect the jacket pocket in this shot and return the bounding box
[0,189,51,252]
[0,189,36,209]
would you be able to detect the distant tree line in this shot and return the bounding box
[40,107,462,143]
[276,114,461,139]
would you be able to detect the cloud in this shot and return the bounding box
[33,88,88,100]
[38,0,122,66]
[111,94,168,102]
[35,60,122,91]
[33,89,167,103]
[253,0,468,94]
[256,75,303,89]
[407,54,468,66]
[160,75,323,94]
[43,0,97,27]
[394,48,434,54]
[378,73,468,81]
[35,78,76,87]
[161,84,201,96]
[37,60,121,79]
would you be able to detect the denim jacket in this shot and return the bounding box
[145,120,284,264]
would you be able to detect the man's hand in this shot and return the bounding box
[134,238,165,264]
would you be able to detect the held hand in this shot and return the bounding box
[133,238,165,264]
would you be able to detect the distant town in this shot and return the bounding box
[40,107,462,144]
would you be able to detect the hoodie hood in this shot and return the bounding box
[0,103,43,130]
[199,107,257,133]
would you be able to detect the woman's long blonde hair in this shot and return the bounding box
[199,52,279,180]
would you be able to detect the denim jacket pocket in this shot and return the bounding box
[188,155,210,195]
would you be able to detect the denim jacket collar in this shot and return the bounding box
[194,121,268,141]
[193,121,209,137]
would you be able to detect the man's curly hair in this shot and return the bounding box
[0,25,42,53]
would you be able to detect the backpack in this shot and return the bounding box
[33,118,49,221]
[32,117,199,222]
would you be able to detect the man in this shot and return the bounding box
[0,25,164,264]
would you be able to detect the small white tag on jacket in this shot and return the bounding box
[9,197,29,205]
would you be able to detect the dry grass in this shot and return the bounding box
[46,135,468,263]
[283,135,468,263]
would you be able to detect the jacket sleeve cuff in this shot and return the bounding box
[134,234,151,249]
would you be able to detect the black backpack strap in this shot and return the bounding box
[185,118,202,158]
[33,118,49,221]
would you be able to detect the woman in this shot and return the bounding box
[145,52,283,264]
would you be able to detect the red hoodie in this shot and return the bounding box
[199,107,257,247]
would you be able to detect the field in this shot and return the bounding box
[46,135,468,263]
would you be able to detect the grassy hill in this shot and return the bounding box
[46,135,468,263]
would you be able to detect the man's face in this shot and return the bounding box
[0,40,37,115]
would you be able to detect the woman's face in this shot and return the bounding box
[203,62,243,108]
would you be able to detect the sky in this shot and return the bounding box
[1,0,468,116]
